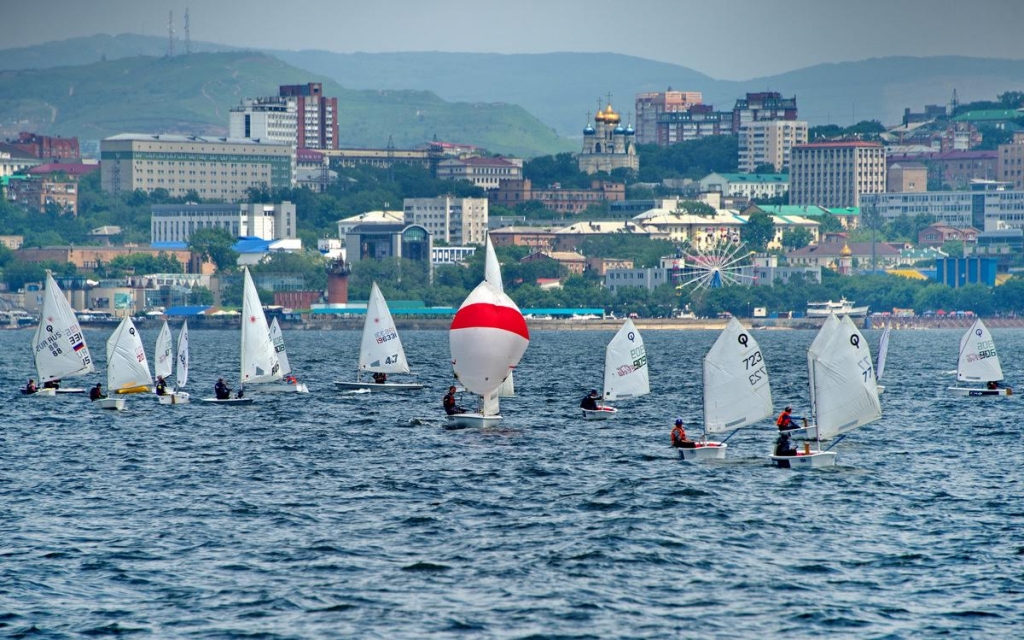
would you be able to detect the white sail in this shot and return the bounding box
[703,317,773,434]
[484,235,515,397]
[240,267,281,384]
[269,317,292,377]
[450,280,529,397]
[359,282,410,374]
[876,325,891,380]
[32,273,95,382]
[813,315,881,440]
[176,321,189,389]
[154,320,173,380]
[105,316,152,393]
[807,313,841,422]
[603,319,649,401]
[956,318,1002,382]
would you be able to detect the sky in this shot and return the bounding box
[5,0,1024,80]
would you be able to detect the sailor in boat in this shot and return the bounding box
[443,386,466,415]
[214,378,231,400]
[24,379,37,394]
[89,383,107,401]
[774,431,798,457]
[775,406,804,431]
[43,378,60,390]
[670,419,696,449]
[373,372,387,384]
[580,390,600,411]
[155,376,167,396]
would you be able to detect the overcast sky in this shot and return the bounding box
[6,0,1024,80]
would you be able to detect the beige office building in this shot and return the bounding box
[789,142,886,207]
[403,197,489,245]
[998,134,1024,189]
[738,120,808,173]
[101,134,295,202]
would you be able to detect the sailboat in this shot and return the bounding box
[202,267,273,405]
[333,282,424,392]
[101,316,153,410]
[948,318,1012,397]
[485,235,515,398]
[447,280,530,428]
[28,272,94,396]
[679,317,773,461]
[156,320,190,404]
[581,319,648,420]
[876,325,891,395]
[770,315,881,468]
[255,317,309,393]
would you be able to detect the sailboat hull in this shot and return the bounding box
[445,412,502,429]
[677,442,728,461]
[201,397,255,406]
[771,451,837,468]
[95,397,125,411]
[947,386,1012,397]
[334,381,424,392]
[254,382,310,393]
[582,407,617,420]
[157,391,191,405]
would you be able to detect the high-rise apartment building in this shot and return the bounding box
[403,197,489,246]
[229,97,299,147]
[738,120,808,173]
[732,92,799,133]
[278,83,338,150]
[997,133,1024,189]
[100,134,295,202]
[789,142,886,208]
[634,90,703,145]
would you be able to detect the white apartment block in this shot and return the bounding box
[229,97,299,147]
[699,172,790,201]
[738,120,808,172]
[151,202,297,243]
[404,197,489,246]
[436,157,523,190]
[101,134,295,202]
[789,142,886,208]
[863,182,1024,232]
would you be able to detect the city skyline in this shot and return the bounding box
[4,0,1024,81]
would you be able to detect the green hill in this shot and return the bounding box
[0,51,574,157]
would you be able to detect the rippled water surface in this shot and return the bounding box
[2,325,1022,638]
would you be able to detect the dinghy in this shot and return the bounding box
[948,318,1012,396]
[334,282,424,392]
[446,280,529,428]
[678,317,773,461]
[101,316,153,410]
[581,319,648,420]
[770,315,881,468]
[28,273,95,396]
[157,320,190,404]
[255,317,309,393]
[202,268,272,405]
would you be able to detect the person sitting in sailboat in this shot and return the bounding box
[373,372,387,384]
[776,406,804,431]
[89,383,107,401]
[774,431,798,457]
[43,378,60,390]
[580,390,600,411]
[215,378,231,400]
[155,376,167,396]
[444,386,466,415]
[671,419,695,448]
[24,379,37,394]
[987,381,999,390]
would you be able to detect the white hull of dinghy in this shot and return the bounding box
[582,406,617,420]
[334,381,424,392]
[255,382,310,394]
[200,397,255,406]
[445,412,502,429]
[947,386,1012,397]
[677,442,728,461]
[157,391,191,405]
[771,451,837,469]
[95,397,125,411]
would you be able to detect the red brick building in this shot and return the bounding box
[3,132,80,159]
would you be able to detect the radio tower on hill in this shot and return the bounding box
[167,10,175,57]
[184,8,191,55]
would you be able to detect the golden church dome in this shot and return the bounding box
[840,242,852,257]
[603,104,620,124]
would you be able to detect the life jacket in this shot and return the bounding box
[671,425,686,444]
[776,411,792,427]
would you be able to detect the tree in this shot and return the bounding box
[753,163,778,174]
[188,227,239,272]
[781,227,813,250]
[816,211,844,234]
[742,212,777,253]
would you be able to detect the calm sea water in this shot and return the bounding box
[1,324,1022,638]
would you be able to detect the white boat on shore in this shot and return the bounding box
[806,298,869,317]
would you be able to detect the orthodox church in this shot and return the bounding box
[578,102,639,175]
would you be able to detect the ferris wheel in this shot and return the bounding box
[675,241,756,291]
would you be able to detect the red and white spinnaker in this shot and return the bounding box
[449,281,529,398]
